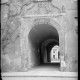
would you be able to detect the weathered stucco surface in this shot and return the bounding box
[1,0,78,72]
[65,30,78,72]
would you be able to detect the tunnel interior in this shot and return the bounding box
[28,24,60,71]
[46,40,59,62]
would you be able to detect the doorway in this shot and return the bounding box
[28,24,60,71]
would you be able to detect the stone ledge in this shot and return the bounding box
[22,13,66,18]
[2,72,78,78]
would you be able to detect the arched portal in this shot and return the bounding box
[28,23,60,71]
[41,39,59,63]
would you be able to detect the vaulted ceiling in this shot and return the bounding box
[28,24,59,47]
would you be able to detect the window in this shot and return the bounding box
[53,55,55,59]
[58,52,60,59]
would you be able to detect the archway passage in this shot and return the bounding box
[41,39,59,63]
[46,41,59,63]
[28,24,60,71]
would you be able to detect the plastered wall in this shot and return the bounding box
[1,0,78,72]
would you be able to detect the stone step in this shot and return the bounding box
[2,72,78,80]
[2,76,77,80]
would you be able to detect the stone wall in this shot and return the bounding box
[28,38,40,69]
[62,9,78,71]
[64,11,78,71]
[1,0,78,72]
[1,5,22,72]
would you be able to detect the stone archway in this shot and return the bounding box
[28,18,64,54]
[41,39,59,63]
[26,18,65,71]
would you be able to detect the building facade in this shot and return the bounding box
[1,0,78,72]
